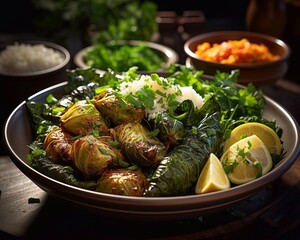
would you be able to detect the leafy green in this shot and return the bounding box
[144,96,223,196]
[168,67,266,127]
[65,68,103,94]
[28,148,97,190]
[91,1,158,44]
[169,67,265,125]
[166,65,284,160]
[26,101,59,142]
[115,84,156,110]
[84,43,165,72]
[31,0,158,45]
[28,197,40,204]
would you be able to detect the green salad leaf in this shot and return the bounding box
[84,43,165,72]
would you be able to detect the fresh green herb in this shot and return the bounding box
[240,133,249,140]
[247,140,252,149]
[95,85,110,95]
[52,107,66,115]
[71,134,83,141]
[236,145,247,158]
[206,129,217,136]
[91,1,158,43]
[65,68,106,94]
[192,126,198,135]
[150,73,160,81]
[253,160,263,177]
[157,97,164,104]
[98,147,110,155]
[46,94,57,105]
[109,140,120,149]
[94,121,102,126]
[156,89,167,98]
[148,128,160,137]
[167,93,181,112]
[87,129,100,137]
[223,158,238,174]
[134,85,155,109]
[169,66,266,130]
[28,197,40,204]
[84,43,165,72]
[32,0,158,45]
[127,164,139,171]
[87,138,94,145]
[227,208,247,218]
[116,157,130,168]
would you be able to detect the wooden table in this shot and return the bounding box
[0,154,300,240]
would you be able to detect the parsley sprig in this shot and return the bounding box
[223,141,263,178]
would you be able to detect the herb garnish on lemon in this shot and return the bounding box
[223,122,282,155]
[221,135,273,185]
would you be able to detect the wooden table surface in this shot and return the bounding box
[0,154,300,240]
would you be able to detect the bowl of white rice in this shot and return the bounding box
[0,41,70,75]
[0,40,70,152]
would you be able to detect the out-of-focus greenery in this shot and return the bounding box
[84,43,165,72]
[31,0,158,45]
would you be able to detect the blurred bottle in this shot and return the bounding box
[284,0,300,38]
[155,11,185,63]
[246,0,286,38]
[177,10,205,41]
[282,0,300,82]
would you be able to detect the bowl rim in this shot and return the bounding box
[0,40,71,77]
[184,31,291,69]
[73,40,179,73]
[3,81,300,219]
[185,57,289,85]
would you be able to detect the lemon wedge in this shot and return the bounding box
[221,135,273,185]
[223,122,281,155]
[195,153,230,194]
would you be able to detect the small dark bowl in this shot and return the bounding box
[74,40,179,75]
[0,40,70,110]
[0,40,70,154]
[184,31,290,85]
[0,41,70,120]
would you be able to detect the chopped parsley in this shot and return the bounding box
[28,197,40,204]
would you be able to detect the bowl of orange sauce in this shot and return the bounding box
[184,31,290,85]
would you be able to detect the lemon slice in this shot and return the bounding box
[221,135,273,185]
[223,122,281,155]
[195,153,230,194]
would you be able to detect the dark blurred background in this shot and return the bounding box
[1,0,299,82]
[0,1,248,33]
[0,0,249,54]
